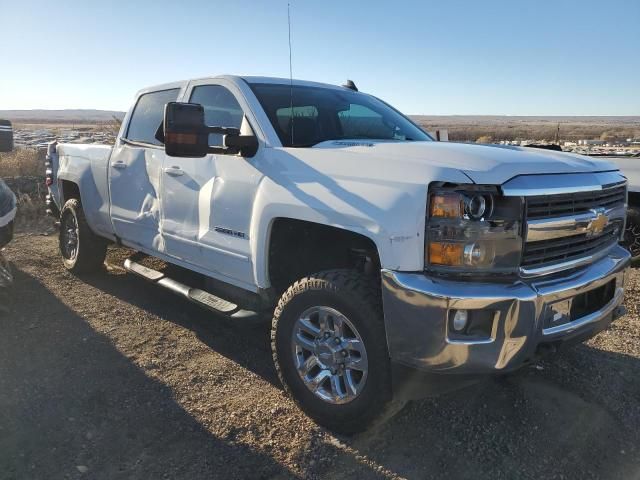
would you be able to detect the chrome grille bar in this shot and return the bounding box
[526,184,626,220]
[501,171,627,277]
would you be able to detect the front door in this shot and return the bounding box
[109,88,180,250]
[160,81,264,290]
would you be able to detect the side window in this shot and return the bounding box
[126,88,180,146]
[189,85,243,147]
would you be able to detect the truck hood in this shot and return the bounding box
[312,140,620,185]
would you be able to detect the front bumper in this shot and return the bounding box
[381,245,630,375]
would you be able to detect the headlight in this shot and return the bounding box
[426,184,523,274]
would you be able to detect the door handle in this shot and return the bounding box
[111,161,127,169]
[165,166,184,177]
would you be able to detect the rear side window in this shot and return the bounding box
[126,88,180,145]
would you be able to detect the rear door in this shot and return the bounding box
[109,88,181,250]
[160,80,264,290]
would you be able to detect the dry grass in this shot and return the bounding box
[412,116,640,143]
[1,152,48,229]
[0,149,44,177]
[14,192,47,229]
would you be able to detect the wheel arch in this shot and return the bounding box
[263,216,382,295]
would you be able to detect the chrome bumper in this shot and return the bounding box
[381,245,630,374]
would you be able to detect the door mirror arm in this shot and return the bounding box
[223,133,259,158]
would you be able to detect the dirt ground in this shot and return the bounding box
[1,233,640,480]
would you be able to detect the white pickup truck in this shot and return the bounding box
[46,76,631,433]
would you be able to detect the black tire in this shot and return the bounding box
[271,269,398,434]
[59,198,107,273]
[623,206,640,263]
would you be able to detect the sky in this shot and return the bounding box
[0,0,638,115]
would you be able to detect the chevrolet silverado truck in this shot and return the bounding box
[46,76,631,433]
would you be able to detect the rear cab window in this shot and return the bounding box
[125,88,180,146]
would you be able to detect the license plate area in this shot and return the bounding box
[545,279,616,329]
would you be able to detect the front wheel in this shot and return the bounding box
[271,269,399,434]
[59,198,107,273]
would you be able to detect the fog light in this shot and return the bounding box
[452,310,468,332]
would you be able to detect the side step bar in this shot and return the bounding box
[123,258,245,317]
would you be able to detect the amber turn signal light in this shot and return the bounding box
[428,242,464,266]
[429,192,463,218]
[165,132,198,145]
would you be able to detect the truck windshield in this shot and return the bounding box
[249,83,432,147]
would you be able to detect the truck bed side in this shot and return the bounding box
[51,143,116,240]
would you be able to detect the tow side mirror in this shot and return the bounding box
[0,120,14,153]
[163,102,258,158]
[163,102,209,157]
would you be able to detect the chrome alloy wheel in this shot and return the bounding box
[291,306,368,404]
[61,212,79,260]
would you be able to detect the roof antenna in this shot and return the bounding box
[287,2,294,146]
[343,79,358,91]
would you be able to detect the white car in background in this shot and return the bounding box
[605,156,640,261]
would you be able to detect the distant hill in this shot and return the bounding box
[1,110,638,142]
[410,115,640,142]
[0,110,126,123]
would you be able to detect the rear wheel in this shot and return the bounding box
[59,198,107,273]
[623,207,640,263]
[271,269,400,434]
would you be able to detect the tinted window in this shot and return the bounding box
[190,85,243,147]
[126,88,180,145]
[339,104,404,140]
[250,83,431,147]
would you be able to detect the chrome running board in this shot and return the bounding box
[123,257,244,316]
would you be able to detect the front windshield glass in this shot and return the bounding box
[249,83,432,147]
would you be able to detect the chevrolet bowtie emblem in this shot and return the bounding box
[587,208,609,236]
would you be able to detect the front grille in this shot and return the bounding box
[522,223,621,269]
[526,183,626,220]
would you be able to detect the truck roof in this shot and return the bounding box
[134,75,347,98]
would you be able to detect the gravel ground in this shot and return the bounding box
[1,233,640,480]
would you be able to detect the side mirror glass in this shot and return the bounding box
[0,120,14,153]
[163,102,259,158]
